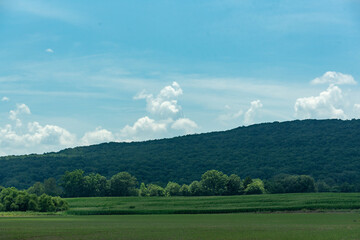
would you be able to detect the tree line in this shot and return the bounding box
[0,186,68,212]
[24,169,322,198]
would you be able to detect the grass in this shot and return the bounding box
[65,192,360,215]
[1,213,360,239]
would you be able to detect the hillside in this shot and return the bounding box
[1,119,360,189]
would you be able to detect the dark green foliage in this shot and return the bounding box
[27,182,45,196]
[1,119,360,189]
[244,179,265,194]
[147,184,165,197]
[266,175,316,194]
[179,184,190,196]
[243,177,253,189]
[84,173,108,197]
[226,174,243,195]
[165,182,181,196]
[61,169,86,197]
[200,170,228,196]
[109,172,138,196]
[0,187,67,212]
[189,181,203,196]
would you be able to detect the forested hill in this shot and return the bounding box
[1,119,360,189]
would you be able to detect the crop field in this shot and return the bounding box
[66,192,360,215]
[1,213,360,240]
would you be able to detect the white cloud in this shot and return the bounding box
[311,71,356,85]
[9,103,31,127]
[81,127,115,146]
[1,96,9,102]
[244,100,263,125]
[45,48,54,53]
[0,103,76,155]
[295,84,346,119]
[135,82,183,118]
[171,118,198,134]
[0,121,75,155]
[120,116,169,140]
[354,104,360,116]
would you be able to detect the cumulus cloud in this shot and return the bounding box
[171,118,198,134]
[45,48,54,53]
[0,103,76,155]
[311,71,356,85]
[1,96,9,102]
[120,116,169,140]
[124,82,197,140]
[135,82,183,118]
[9,103,31,127]
[295,84,346,119]
[244,100,263,125]
[81,127,115,146]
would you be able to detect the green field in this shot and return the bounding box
[1,213,360,240]
[1,193,360,239]
[66,193,360,215]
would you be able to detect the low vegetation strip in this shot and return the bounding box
[65,192,360,215]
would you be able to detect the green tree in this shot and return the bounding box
[84,173,108,197]
[147,184,165,197]
[27,182,45,196]
[200,170,228,196]
[243,176,253,189]
[38,194,56,212]
[139,182,149,197]
[226,174,243,195]
[179,184,190,196]
[165,182,181,196]
[189,181,203,196]
[61,169,86,197]
[244,179,265,195]
[44,178,61,196]
[109,172,138,196]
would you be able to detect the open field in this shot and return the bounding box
[66,193,360,215]
[1,213,360,240]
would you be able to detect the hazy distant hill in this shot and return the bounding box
[1,119,360,189]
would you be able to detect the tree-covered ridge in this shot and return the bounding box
[1,119,360,189]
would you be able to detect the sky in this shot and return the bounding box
[0,0,360,156]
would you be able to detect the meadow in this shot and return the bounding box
[66,192,360,215]
[1,213,360,240]
[1,193,360,239]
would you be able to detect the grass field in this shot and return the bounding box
[65,192,360,215]
[1,213,360,240]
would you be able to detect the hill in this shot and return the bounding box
[1,119,360,189]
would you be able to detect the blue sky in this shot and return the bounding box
[0,0,360,155]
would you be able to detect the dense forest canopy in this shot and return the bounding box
[1,119,360,189]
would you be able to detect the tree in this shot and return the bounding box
[139,182,149,197]
[27,182,45,196]
[189,181,203,196]
[147,184,165,197]
[226,174,243,195]
[200,170,228,195]
[84,173,108,197]
[179,184,190,196]
[243,176,253,189]
[109,172,138,196]
[165,182,181,196]
[61,169,86,197]
[244,179,265,195]
[266,174,316,193]
[44,178,61,196]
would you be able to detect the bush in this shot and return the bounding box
[0,187,68,212]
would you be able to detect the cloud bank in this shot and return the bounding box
[311,71,356,85]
